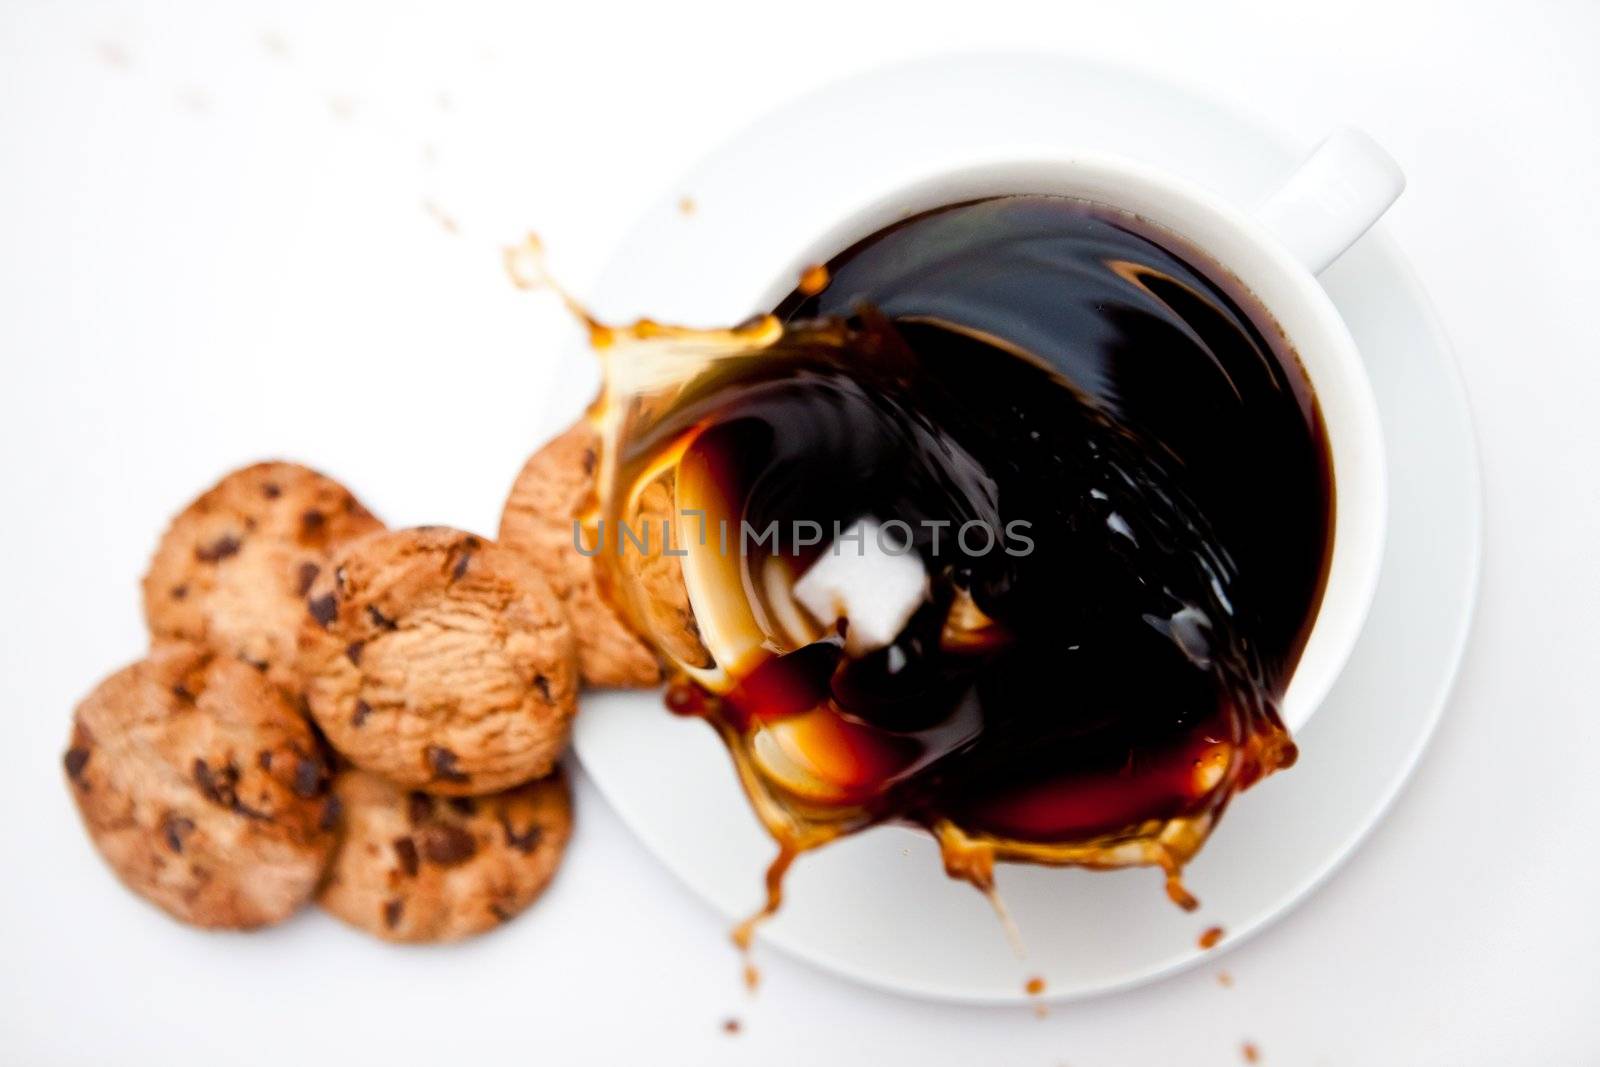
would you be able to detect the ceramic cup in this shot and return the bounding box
[757,128,1404,732]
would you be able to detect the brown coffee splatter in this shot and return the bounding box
[797,263,830,296]
[95,41,130,69]
[423,200,460,235]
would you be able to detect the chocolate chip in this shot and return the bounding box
[243,655,269,673]
[345,640,365,666]
[172,684,196,704]
[262,482,282,499]
[192,759,219,800]
[63,746,91,780]
[366,604,397,631]
[406,791,434,825]
[447,796,477,816]
[258,750,273,771]
[192,759,239,808]
[233,799,273,822]
[195,534,242,563]
[170,584,188,600]
[318,794,343,832]
[489,900,514,922]
[501,817,543,855]
[307,593,338,628]
[162,813,195,853]
[420,823,477,866]
[300,509,326,539]
[295,561,321,596]
[292,757,327,798]
[351,700,371,727]
[582,448,597,476]
[383,898,404,929]
[534,674,552,703]
[450,550,472,582]
[425,745,468,783]
[393,836,420,877]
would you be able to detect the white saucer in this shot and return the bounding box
[570,53,1482,1004]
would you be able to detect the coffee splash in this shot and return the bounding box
[507,194,1328,961]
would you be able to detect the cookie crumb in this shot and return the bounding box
[1217,970,1234,988]
[722,1018,742,1035]
[678,196,696,216]
[1241,1041,1260,1063]
[1199,924,1224,949]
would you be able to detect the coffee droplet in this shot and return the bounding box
[796,263,829,296]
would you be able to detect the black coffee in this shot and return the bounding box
[615,195,1332,899]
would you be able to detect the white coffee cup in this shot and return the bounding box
[758,129,1402,732]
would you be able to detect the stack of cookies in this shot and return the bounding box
[63,423,662,942]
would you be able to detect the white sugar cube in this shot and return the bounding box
[793,518,928,657]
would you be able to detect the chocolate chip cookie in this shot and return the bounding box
[63,642,337,929]
[298,526,577,794]
[143,461,384,694]
[317,768,572,942]
[499,422,665,687]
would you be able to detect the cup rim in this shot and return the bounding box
[758,152,1388,734]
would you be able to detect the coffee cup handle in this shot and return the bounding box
[1255,127,1406,275]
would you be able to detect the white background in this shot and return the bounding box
[2,1,1597,1064]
